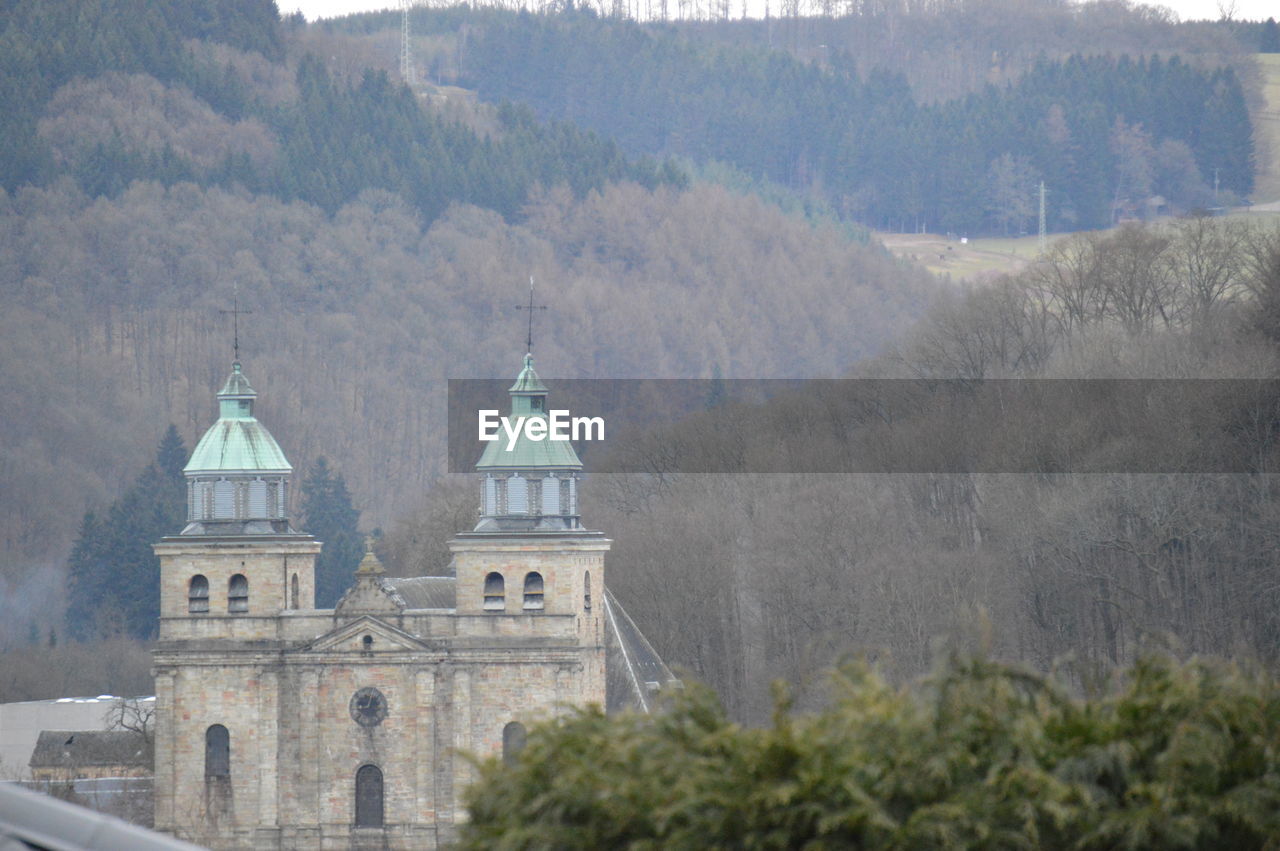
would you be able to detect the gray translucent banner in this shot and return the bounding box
[447,379,1280,474]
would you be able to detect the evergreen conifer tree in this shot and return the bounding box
[65,426,187,640]
[300,457,363,608]
[1262,18,1280,53]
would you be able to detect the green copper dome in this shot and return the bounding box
[185,362,291,475]
[476,354,582,471]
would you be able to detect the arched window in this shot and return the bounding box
[205,725,230,779]
[188,575,210,614]
[290,574,299,609]
[483,572,505,611]
[502,722,527,766]
[228,574,249,613]
[583,571,592,612]
[523,572,544,610]
[355,764,384,828]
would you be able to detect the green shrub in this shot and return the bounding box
[462,655,1280,850]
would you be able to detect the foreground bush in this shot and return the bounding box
[461,655,1280,850]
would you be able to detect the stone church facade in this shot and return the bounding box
[152,357,665,849]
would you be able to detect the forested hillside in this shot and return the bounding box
[0,0,942,660]
[557,217,1280,720]
[2,0,1277,713]
[0,0,681,220]
[453,10,1254,232]
[0,175,929,647]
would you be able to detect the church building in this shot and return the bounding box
[151,355,670,849]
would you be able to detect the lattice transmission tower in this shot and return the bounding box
[400,0,416,86]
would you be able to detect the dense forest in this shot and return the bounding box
[0,0,682,222]
[1,0,1279,716]
[456,11,1253,232]
[386,215,1280,721]
[0,176,931,665]
[565,216,1280,720]
[0,0,935,668]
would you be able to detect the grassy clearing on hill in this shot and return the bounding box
[877,232,1043,281]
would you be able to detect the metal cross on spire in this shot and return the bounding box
[515,276,547,355]
[219,283,253,363]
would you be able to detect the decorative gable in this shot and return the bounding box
[304,616,432,655]
[334,574,403,615]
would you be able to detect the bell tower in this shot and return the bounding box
[154,361,320,625]
[450,350,608,655]
[474,354,583,532]
[152,361,320,844]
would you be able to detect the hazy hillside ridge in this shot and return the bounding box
[0,0,936,659]
[323,4,1263,234]
[455,10,1253,233]
[4,0,1277,715]
[0,175,933,656]
[1,0,683,222]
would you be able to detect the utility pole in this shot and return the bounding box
[1214,167,1220,203]
[1038,181,1046,255]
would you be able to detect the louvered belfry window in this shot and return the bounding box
[189,575,210,614]
[228,574,249,613]
[484,572,505,611]
[524,572,544,610]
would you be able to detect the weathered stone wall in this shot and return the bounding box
[155,537,320,636]
[152,654,272,848]
[154,532,608,850]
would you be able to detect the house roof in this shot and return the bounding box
[28,731,152,770]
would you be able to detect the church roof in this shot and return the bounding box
[382,576,457,609]
[184,363,291,475]
[476,354,582,471]
[218,366,255,398]
[509,355,548,395]
[475,432,584,470]
[603,589,678,714]
[185,420,291,474]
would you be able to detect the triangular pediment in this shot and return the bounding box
[303,615,432,654]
